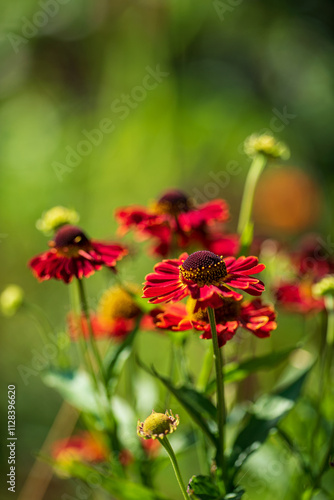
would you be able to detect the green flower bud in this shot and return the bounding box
[0,285,24,316]
[36,206,79,235]
[244,133,290,160]
[312,276,334,298]
[137,410,179,440]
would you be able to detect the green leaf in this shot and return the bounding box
[104,322,139,387]
[58,460,169,500]
[230,365,312,471]
[137,358,218,447]
[42,369,99,415]
[223,491,245,500]
[206,347,295,394]
[187,475,221,500]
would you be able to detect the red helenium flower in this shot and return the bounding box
[52,432,108,464]
[29,225,127,284]
[152,298,276,347]
[67,313,137,342]
[143,250,265,310]
[274,281,324,314]
[68,284,142,340]
[115,189,234,257]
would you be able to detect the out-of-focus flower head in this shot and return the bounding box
[152,297,276,347]
[143,250,265,310]
[68,284,142,341]
[137,410,179,440]
[98,285,141,323]
[254,170,321,234]
[29,224,127,284]
[115,189,237,258]
[244,133,290,160]
[36,206,80,235]
[273,235,334,315]
[274,281,324,314]
[118,449,134,467]
[52,432,108,466]
[292,235,334,279]
[0,285,24,317]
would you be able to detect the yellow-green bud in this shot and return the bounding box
[36,206,79,235]
[244,133,290,160]
[312,276,334,298]
[137,410,179,440]
[0,285,24,316]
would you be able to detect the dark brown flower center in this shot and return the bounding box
[54,225,90,248]
[51,225,91,256]
[180,251,227,287]
[154,189,191,215]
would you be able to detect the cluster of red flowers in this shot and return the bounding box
[142,250,275,346]
[28,190,277,348]
[115,189,238,258]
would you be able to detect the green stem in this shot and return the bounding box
[165,341,176,408]
[75,280,121,454]
[316,424,334,482]
[159,436,189,500]
[237,153,267,251]
[197,343,213,391]
[77,278,105,381]
[310,295,334,491]
[207,307,227,487]
[69,283,99,390]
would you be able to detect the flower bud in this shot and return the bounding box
[0,285,24,316]
[244,133,290,160]
[312,276,334,298]
[137,410,179,440]
[36,206,79,235]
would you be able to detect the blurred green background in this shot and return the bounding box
[1,0,334,498]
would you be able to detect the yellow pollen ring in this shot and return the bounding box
[180,258,227,287]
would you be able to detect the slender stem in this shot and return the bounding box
[178,339,191,385]
[69,283,99,389]
[75,280,120,453]
[77,278,105,381]
[165,341,176,408]
[207,307,227,486]
[317,424,334,481]
[237,153,267,250]
[324,295,334,384]
[197,343,213,391]
[159,436,189,500]
[310,295,334,490]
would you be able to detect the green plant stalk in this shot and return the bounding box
[324,295,334,383]
[197,343,213,391]
[207,307,227,487]
[165,341,177,408]
[77,278,106,382]
[310,295,334,481]
[237,153,267,250]
[69,283,99,390]
[159,436,189,500]
[75,280,121,453]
